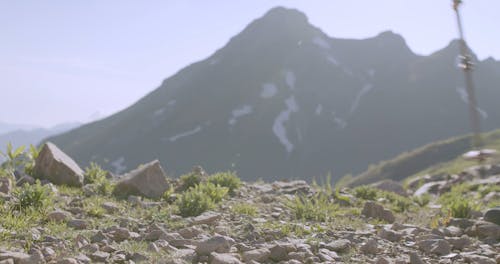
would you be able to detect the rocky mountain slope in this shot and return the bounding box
[46,7,500,182]
[346,129,500,187]
[0,142,499,263]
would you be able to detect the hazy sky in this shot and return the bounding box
[1,0,499,127]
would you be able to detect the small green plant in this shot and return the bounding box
[353,186,378,200]
[176,186,214,217]
[0,143,25,173]
[196,182,228,203]
[380,191,412,213]
[11,180,52,212]
[24,144,41,176]
[231,203,258,216]
[178,172,202,192]
[287,192,339,222]
[83,163,113,196]
[448,199,473,218]
[84,162,107,184]
[413,193,431,207]
[208,171,241,195]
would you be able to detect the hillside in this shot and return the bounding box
[0,142,499,263]
[45,7,500,182]
[346,129,500,187]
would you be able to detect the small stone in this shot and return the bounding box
[210,252,243,264]
[67,219,89,230]
[47,210,71,223]
[409,252,424,264]
[101,202,120,214]
[242,248,271,263]
[430,239,450,256]
[16,175,35,187]
[323,239,351,253]
[360,239,378,255]
[0,252,31,263]
[42,247,56,261]
[110,227,131,242]
[56,258,78,264]
[446,235,471,250]
[0,177,12,195]
[89,251,109,262]
[362,201,395,223]
[269,244,289,262]
[195,235,235,255]
[378,228,402,242]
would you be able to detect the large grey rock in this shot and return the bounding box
[113,160,169,199]
[34,142,84,187]
[484,207,500,226]
[362,201,395,223]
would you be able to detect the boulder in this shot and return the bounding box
[362,201,395,223]
[113,160,169,199]
[195,235,235,255]
[483,207,500,226]
[33,142,84,187]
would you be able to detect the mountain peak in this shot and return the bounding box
[262,6,309,22]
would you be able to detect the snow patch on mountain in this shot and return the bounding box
[285,71,296,90]
[332,114,347,129]
[273,96,299,153]
[315,104,323,115]
[111,157,127,174]
[350,84,373,114]
[327,55,340,66]
[228,105,253,126]
[154,107,166,117]
[368,69,376,77]
[261,83,278,98]
[209,58,220,65]
[168,126,202,142]
[456,87,488,119]
[312,36,331,50]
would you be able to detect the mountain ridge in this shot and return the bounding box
[45,7,500,181]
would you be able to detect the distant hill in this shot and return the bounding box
[46,7,500,181]
[346,129,500,187]
[0,122,81,161]
[0,122,38,135]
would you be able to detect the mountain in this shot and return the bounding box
[0,122,81,160]
[45,7,500,181]
[0,121,38,135]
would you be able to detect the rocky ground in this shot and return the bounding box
[0,143,499,264]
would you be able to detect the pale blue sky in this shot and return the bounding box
[1,0,499,127]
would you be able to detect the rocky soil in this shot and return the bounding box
[0,143,499,264]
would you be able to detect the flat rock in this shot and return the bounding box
[113,160,169,199]
[33,142,84,187]
[192,211,221,225]
[322,239,351,253]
